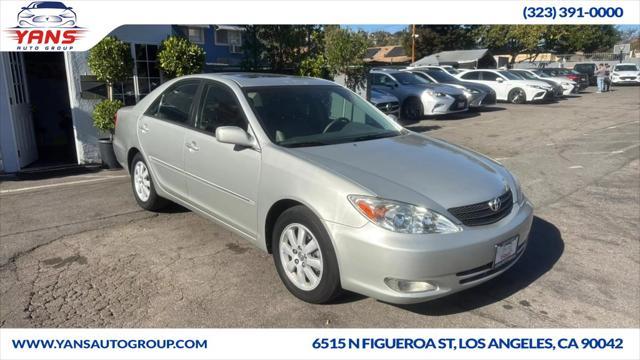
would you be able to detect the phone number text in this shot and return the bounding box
[523,6,623,20]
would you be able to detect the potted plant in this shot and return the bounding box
[87,36,133,169]
[92,99,123,169]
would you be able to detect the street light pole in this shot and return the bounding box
[411,24,416,63]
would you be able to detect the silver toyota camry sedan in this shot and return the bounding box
[113,73,533,304]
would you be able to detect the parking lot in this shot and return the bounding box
[1,86,638,328]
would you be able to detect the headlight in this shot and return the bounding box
[19,11,34,18]
[60,10,75,18]
[468,89,480,94]
[528,84,550,90]
[561,82,571,88]
[425,90,447,97]
[612,72,619,76]
[510,173,524,205]
[348,195,462,234]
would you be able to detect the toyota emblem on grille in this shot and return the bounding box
[488,197,502,212]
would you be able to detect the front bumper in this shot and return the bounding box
[422,94,468,115]
[611,76,640,84]
[469,92,496,108]
[326,199,534,304]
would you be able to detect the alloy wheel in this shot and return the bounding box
[133,161,151,202]
[279,223,323,291]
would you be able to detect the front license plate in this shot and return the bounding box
[494,236,518,267]
[456,101,466,109]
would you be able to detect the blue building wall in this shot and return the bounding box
[172,25,244,70]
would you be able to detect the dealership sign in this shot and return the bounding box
[5,1,85,50]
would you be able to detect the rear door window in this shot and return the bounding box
[146,80,200,125]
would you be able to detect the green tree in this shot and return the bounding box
[157,35,205,79]
[475,25,547,64]
[241,25,323,73]
[324,26,369,90]
[402,25,478,60]
[298,54,328,78]
[87,36,133,100]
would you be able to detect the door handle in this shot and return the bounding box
[185,141,199,152]
[139,124,150,133]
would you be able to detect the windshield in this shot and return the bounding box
[32,2,67,8]
[512,71,537,80]
[444,67,460,75]
[614,65,638,72]
[425,70,460,83]
[533,71,550,78]
[392,72,431,85]
[498,71,522,80]
[244,85,403,148]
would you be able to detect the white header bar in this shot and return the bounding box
[1,0,639,51]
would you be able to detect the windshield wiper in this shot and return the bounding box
[350,132,398,142]
[282,141,330,148]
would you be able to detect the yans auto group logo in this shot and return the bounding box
[6,1,86,50]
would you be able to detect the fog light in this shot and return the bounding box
[384,278,437,293]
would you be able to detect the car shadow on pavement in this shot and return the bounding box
[404,125,443,133]
[155,202,191,214]
[473,106,507,113]
[394,216,564,315]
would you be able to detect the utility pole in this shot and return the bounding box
[411,24,416,63]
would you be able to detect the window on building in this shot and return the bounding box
[215,29,242,47]
[134,44,161,100]
[187,27,205,44]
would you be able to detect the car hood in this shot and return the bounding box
[403,83,465,96]
[509,79,552,88]
[288,133,509,209]
[369,89,398,104]
[613,71,639,76]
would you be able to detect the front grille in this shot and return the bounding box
[448,95,467,111]
[448,190,513,226]
[375,101,400,113]
[481,92,496,105]
[621,77,636,80]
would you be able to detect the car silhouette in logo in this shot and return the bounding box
[17,1,76,28]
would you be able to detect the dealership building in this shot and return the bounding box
[0,24,245,173]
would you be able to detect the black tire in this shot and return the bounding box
[130,153,169,211]
[401,97,423,122]
[272,205,342,304]
[508,88,527,104]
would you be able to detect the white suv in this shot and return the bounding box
[457,69,553,104]
[611,63,640,85]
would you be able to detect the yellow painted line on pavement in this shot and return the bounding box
[0,176,128,194]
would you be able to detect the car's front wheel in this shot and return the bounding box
[508,88,527,104]
[401,97,424,122]
[130,153,168,211]
[272,205,342,304]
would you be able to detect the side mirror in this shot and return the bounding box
[67,7,73,9]
[21,7,27,9]
[215,126,255,148]
[496,78,504,83]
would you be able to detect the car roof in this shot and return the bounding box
[187,73,337,88]
[614,63,637,67]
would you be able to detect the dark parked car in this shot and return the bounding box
[538,68,588,91]
[572,63,598,86]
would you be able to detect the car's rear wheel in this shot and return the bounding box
[272,205,342,304]
[508,88,527,104]
[401,97,423,122]
[130,153,168,211]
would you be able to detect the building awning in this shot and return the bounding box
[216,25,246,31]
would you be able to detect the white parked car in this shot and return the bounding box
[610,63,640,85]
[457,69,554,104]
[510,69,578,96]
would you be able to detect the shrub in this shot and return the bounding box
[92,99,123,134]
[158,36,205,78]
[87,36,133,99]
